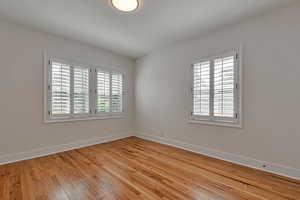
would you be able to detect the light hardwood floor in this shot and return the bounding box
[0,137,299,200]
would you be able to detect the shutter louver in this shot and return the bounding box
[51,62,71,115]
[97,71,110,112]
[74,66,89,114]
[213,56,235,118]
[111,73,123,112]
[193,61,210,116]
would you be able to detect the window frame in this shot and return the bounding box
[43,54,126,123]
[189,48,242,128]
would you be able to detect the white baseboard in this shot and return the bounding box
[0,133,132,166]
[136,132,300,180]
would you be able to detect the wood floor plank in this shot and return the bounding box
[123,138,300,199]
[98,144,249,200]
[107,142,259,199]
[113,139,289,200]
[0,165,10,199]
[0,137,299,200]
[64,150,146,200]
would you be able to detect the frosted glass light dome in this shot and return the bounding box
[111,0,139,12]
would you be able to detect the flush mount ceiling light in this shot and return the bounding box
[111,0,139,12]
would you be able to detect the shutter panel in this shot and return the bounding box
[73,66,89,114]
[97,70,110,112]
[51,62,71,115]
[193,61,210,116]
[213,56,235,118]
[111,73,123,112]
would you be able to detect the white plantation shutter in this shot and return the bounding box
[214,56,235,118]
[111,73,123,112]
[96,71,123,113]
[193,61,210,116]
[97,70,110,113]
[51,62,71,115]
[191,50,240,125]
[73,66,89,114]
[46,57,125,122]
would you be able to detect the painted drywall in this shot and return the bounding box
[135,2,300,170]
[0,19,134,157]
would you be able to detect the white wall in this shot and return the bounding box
[1,1,300,178]
[135,2,300,170]
[0,19,134,157]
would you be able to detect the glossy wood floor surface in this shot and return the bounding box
[0,137,300,200]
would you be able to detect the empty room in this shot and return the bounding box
[0,0,300,199]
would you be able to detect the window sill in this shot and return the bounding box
[44,115,126,124]
[188,119,242,128]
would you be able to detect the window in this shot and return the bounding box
[73,66,89,114]
[97,70,111,113]
[51,62,71,116]
[45,58,125,122]
[96,70,123,113]
[191,50,241,127]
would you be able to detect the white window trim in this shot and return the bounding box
[188,47,243,128]
[43,53,127,123]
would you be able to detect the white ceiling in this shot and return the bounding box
[0,0,295,58]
